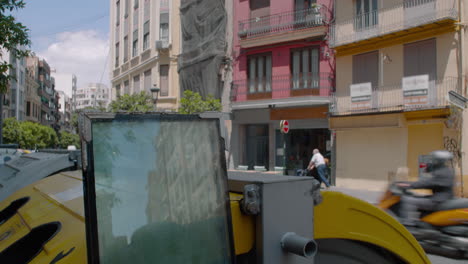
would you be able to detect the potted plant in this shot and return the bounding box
[309,3,323,25]
[286,161,296,176]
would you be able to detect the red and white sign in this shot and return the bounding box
[280,120,289,134]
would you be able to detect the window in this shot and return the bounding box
[144,69,151,93]
[404,38,436,79]
[124,81,130,94]
[247,53,272,93]
[115,42,120,67]
[11,89,16,104]
[143,21,150,50]
[125,0,129,17]
[352,51,379,90]
[27,102,31,116]
[160,13,169,41]
[250,0,270,19]
[124,36,129,62]
[132,30,138,57]
[250,0,270,10]
[133,75,140,93]
[160,65,169,96]
[116,84,121,97]
[294,0,316,11]
[355,0,378,30]
[160,23,169,41]
[116,0,121,25]
[134,0,139,9]
[144,0,150,21]
[291,47,320,89]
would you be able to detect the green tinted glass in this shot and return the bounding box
[82,114,233,264]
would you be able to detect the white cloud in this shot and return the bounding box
[38,30,110,95]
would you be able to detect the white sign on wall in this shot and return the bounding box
[350,82,372,102]
[402,75,429,97]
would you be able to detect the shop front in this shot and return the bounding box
[230,105,330,174]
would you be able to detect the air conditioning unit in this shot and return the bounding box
[155,40,171,50]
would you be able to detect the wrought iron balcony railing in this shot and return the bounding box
[330,0,458,47]
[238,7,329,40]
[231,72,333,102]
[330,77,462,116]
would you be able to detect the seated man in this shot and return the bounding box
[398,150,455,226]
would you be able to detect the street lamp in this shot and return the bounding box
[150,86,160,110]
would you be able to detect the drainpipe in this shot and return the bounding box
[459,0,464,90]
[458,0,465,196]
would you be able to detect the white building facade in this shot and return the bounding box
[1,48,27,121]
[51,72,77,111]
[57,91,73,132]
[109,0,180,110]
[75,83,111,110]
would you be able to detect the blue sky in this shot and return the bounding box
[14,0,111,95]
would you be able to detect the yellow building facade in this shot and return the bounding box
[331,0,468,195]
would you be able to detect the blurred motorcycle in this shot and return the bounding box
[379,181,468,259]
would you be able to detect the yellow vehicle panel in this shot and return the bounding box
[229,193,255,255]
[0,214,30,252]
[0,171,429,263]
[0,172,255,263]
[315,191,430,264]
[0,172,86,264]
[422,209,468,226]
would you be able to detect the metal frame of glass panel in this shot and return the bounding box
[79,112,236,264]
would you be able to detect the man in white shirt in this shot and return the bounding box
[307,149,330,188]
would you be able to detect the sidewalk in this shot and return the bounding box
[328,186,382,205]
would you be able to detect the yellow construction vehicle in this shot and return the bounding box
[0,113,430,264]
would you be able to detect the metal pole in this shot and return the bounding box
[0,93,3,144]
[283,133,286,175]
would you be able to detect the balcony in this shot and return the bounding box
[238,7,329,48]
[231,73,332,109]
[331,0,458,53]
[330,77,461,116]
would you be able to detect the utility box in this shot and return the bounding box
[228,171,319,264]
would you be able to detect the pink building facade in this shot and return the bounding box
[229,0,335,174]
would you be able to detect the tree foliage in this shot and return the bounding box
[0,0,31,94]
[71,113,78,132]
[108,92,153,112]
[58,131,80,149]
[179,90,222,114]
[2,117,21,144]
[2,118,61,149]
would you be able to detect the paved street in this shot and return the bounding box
[329,187,468,264]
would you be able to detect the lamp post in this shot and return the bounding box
[150,86,160,110]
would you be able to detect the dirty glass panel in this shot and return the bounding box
[91,118,232,264]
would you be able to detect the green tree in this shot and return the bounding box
[2,117,21,144]
[108,92,153,112]
[58,131,80,149]
[0,0,31,144]
[71,113,78,132]
[37,124,58,148]
[2,120,59,149]
[179,90,222,114]
[18,121,57,149]
[18,121,38,149]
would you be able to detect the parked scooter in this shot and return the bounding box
[380,180,468,259]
